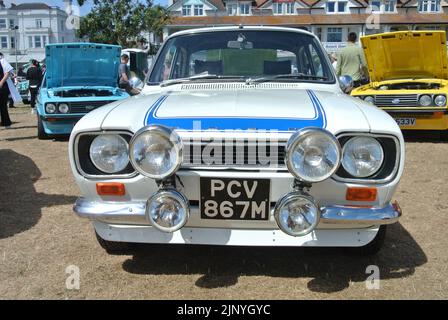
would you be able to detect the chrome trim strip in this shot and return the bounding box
[333,133,401,185]
[73,131,138,180]
[73,198,401,226]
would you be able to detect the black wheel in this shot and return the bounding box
[350,225,387,256]
[23,99,30,105]
[37,115,50,140]
[95,231,132,255]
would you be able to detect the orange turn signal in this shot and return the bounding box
[346,187,377,202]
[96,183,126,196]
[433,112,444,118]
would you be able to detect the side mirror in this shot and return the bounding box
[129,77,144,90]
[339,75,353,93]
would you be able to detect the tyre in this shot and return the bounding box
[37,115,50,140]
[95,231,133,255]
[349,225,387,256]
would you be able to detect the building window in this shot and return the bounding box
[34,35,42,48]
[36,19,42,28]
[315,27,323,41]
[239,3,250,15]
[285,3,294,14]
[370,0,381,11]
[28,36,33,48]
[10,36,15,49]
[182,5,191,16]
[9,19,15,29]
[0,19,6,29]
[0,36,7,49]
[42,36,47,46]
[326,1,347,13]
[193,4,203,16]
[418,0,441,12]
[273,3,283,14]
[327,27,343,42]
[384,0,396,12]
[227,3,237,15]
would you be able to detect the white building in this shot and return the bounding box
[0,1,77,69]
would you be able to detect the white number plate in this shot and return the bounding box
[395,118,416,126]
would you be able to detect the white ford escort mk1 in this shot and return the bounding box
[69,26,404,255]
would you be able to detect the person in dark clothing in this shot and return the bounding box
[26,59,43,112]
[118,54,140,96]
[0,53,12,128]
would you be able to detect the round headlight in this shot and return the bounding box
[364,96,375,104]
[58,103,69,114]
[342,136,384,178]
[89,134,129,173]
[419,95,432,107]
[274,192,320,237]
[285,128,341,183]
[45,103,56,114]
[146,189,189,233]
[130,125,183,179]
[435,95,446,107]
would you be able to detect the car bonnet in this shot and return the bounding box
[45,43,121,88]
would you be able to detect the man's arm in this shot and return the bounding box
[336,53,342,77]
[119,64,129,82]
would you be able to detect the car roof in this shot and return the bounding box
[166,26,316,41]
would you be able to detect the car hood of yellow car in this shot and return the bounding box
[361,31,448,82]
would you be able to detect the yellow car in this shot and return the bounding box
[351,31,448,131]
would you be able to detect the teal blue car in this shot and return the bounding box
[37,43,129,139]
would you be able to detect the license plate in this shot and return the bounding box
[200,178,270,220]
[395,118,416,126]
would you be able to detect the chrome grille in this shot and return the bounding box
[69,101,113,113]
[374,94,418,107]
[182,139,287,169]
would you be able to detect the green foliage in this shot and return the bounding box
[76,0,171,47]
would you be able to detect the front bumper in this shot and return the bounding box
[73,197,402,227]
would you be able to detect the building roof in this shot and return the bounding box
[9,2,51,10]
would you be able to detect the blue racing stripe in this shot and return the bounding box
[144,90,327,131]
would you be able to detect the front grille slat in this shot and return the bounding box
[69,101,113,113]
[374,94,418,107]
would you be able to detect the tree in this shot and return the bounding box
[77,0,171,47]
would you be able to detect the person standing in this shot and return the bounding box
[336,32,368,88]
[0,53,21,129]
[26,59,43,114]
[118,54,139,96]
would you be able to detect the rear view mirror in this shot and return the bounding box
[227,40,253,50]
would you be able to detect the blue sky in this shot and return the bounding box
[8,0,169,16]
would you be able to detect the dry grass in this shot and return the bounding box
[0,106,447,299]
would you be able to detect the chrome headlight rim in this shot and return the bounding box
[89,134,130,174]
[274,192,320,237]
[434,94,446,107]
[285,127,342,183]
[419,94,432,107]
[58,103,70,114]
[129,124,183,180]
[341,136,384,178]
[45,103,56,114]
[146,188,190,233]
[363,96,375,104]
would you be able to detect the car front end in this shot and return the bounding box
[69,27,404,253]
[351,31,448,131]
[37,43,130,139]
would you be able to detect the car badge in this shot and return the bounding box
[392,98,400,104]
[85,105,95,110]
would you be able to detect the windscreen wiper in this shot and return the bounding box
[246,74,328,85]
[160,74,246,87]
